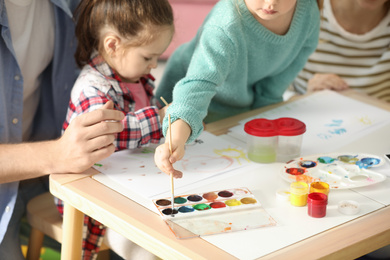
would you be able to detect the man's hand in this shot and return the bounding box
[54,101,124,174]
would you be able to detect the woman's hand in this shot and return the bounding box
[307,73,349,92]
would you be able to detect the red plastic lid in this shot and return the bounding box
[244,117,306,137]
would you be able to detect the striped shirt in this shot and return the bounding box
[293,0,390,102]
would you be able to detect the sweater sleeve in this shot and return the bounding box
[163,26,237,143]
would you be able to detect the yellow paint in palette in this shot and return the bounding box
[225,199,242,206]
[152,187,277,238]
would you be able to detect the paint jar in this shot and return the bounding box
[244,118,306,163]
[307,192,328,218]
[244,119,278,163]
[310,182,330,196]
[275,118,306,163]
[290,181,309,207]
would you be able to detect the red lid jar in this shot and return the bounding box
[307,192,328,218]
[244,118,306,137]
[244,118,306,163]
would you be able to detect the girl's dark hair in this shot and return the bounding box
[74,0,174,68]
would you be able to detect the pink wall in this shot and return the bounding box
[161,0,218,59]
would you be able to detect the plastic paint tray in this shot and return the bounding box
[152,187,277,239]
[280,153,386,189]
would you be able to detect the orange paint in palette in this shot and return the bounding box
[152,188,277,239]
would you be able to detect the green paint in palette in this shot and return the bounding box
[193,204,211,211]
[174,197,187,204]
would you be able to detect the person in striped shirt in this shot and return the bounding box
[55,0,174,259]
[293,0,390,102]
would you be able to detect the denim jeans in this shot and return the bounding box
[0,177,49,260]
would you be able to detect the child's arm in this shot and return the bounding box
[118,106,162,149]
[154,119,191,178]
[66,86,162,150]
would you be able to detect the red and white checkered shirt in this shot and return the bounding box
[56,53,163,259]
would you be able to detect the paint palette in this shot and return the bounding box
[280,153,386,189]
[153,188,277,239]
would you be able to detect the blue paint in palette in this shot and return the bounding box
[178,206,195,213]
[356,158,381,169]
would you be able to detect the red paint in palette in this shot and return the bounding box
[210,202,226,209]
[286,168,305,176]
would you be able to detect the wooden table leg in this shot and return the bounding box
[61,202,84,260]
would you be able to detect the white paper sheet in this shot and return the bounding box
[229,90,390,156]
[93,131,252,199]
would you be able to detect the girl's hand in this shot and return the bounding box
[307,73,349,92]
[154,119,191,178]
[154,143,183,178]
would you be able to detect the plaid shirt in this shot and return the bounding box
[55,54,163,259]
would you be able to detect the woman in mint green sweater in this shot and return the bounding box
[155,0,323,177]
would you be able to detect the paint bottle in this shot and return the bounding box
[289,181,308,207]
[309,181,330,196]
[307,192,328,218]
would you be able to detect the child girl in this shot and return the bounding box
[55,0,174,259]
[155,0,323,177]
[293,0,390,102]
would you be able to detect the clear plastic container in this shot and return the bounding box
[338,200,360,215]
[244,118,306,163]
[244,118,278,163]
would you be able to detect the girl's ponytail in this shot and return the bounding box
[74,0,99,68]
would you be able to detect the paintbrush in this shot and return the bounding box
[168,114,175,216]
[160,97,175,217]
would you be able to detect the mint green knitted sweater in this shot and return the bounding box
[157,0,320,142]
